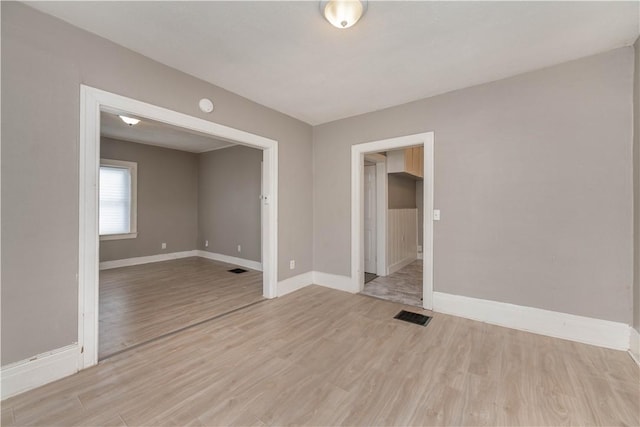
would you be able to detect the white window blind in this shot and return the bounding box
[99,165,133,236]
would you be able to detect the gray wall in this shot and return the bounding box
[1,3,312,365]
[198,146,262,262]
[99,138,198,262]
[634,38,640,333]
[101,139,262,264]
[388,174,417,209]
[313,47,634,324]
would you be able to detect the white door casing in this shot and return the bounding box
[351,132,434,309]
[79,85,278,370]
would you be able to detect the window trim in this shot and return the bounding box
[99,158,138,241]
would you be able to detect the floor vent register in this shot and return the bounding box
[394,310,432,326]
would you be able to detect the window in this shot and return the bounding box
[99,159,137,240]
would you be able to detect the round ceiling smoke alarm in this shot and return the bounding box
[198,98,214,113]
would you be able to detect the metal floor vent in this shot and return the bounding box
[228,268,248,274]
[394,310,432,326]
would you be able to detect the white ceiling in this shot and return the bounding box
[101,111,235,153]
[28,1,640,125]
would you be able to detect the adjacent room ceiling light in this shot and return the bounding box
[320,0,367,29]
[119,115,140,126]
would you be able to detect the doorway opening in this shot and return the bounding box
[96,112,265,360]
[79,86,278,370]
[361,147,424,307]
[351,132,434,310]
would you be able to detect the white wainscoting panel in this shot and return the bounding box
[387,208,418,274]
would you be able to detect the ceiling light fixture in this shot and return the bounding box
[320,0,367,29]
[199,98,214,113]
[119,115,140,126]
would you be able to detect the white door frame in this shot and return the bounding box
[78,85,278,369]
[351,132,434,309]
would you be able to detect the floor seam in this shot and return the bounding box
[100,298,268,362]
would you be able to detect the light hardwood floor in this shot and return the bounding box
[99,257,263,359]
[2,285,638,426]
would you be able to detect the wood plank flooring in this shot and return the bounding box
[99,257,263,359]
[2,285,638,426]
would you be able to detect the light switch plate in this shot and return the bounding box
[433,209,441,221]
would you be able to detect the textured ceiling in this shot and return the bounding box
[28,1,640,125]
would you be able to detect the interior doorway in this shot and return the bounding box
[79,85,278,370]
[361,147,424,307]
[96,118,265,360]
[351,132,434,310]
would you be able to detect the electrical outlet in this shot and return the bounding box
[289,260,295,270]
[205,240,209,247]
[237,244,241,253]
[161,242,167,249]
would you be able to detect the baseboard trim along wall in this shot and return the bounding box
[99,250,198,270]
[277,271,357,296]
[4,273,634,400]
[630,327,640,366]
[280,273,630,353]
[195,250,262,271]
[433,292,630,351]
[99,250,262,272]
[277,272,314,297]
[312,272,359,294]
[1,344,79,400]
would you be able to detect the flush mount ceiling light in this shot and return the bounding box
[119,115,140,126]
[320,0,367,29]
[199,98,214,113]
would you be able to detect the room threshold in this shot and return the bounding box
[99,298,268,361]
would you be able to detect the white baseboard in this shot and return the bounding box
[277,271,356,297]
[433,292,630,351]
[196,250,262,272]
[1,344,79,400]
[99,250,262,272]
[99,250,198,270]
[277,271,314,297]
[630,327,640,366]
[387,256,416,275]
[313,271,358,294]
